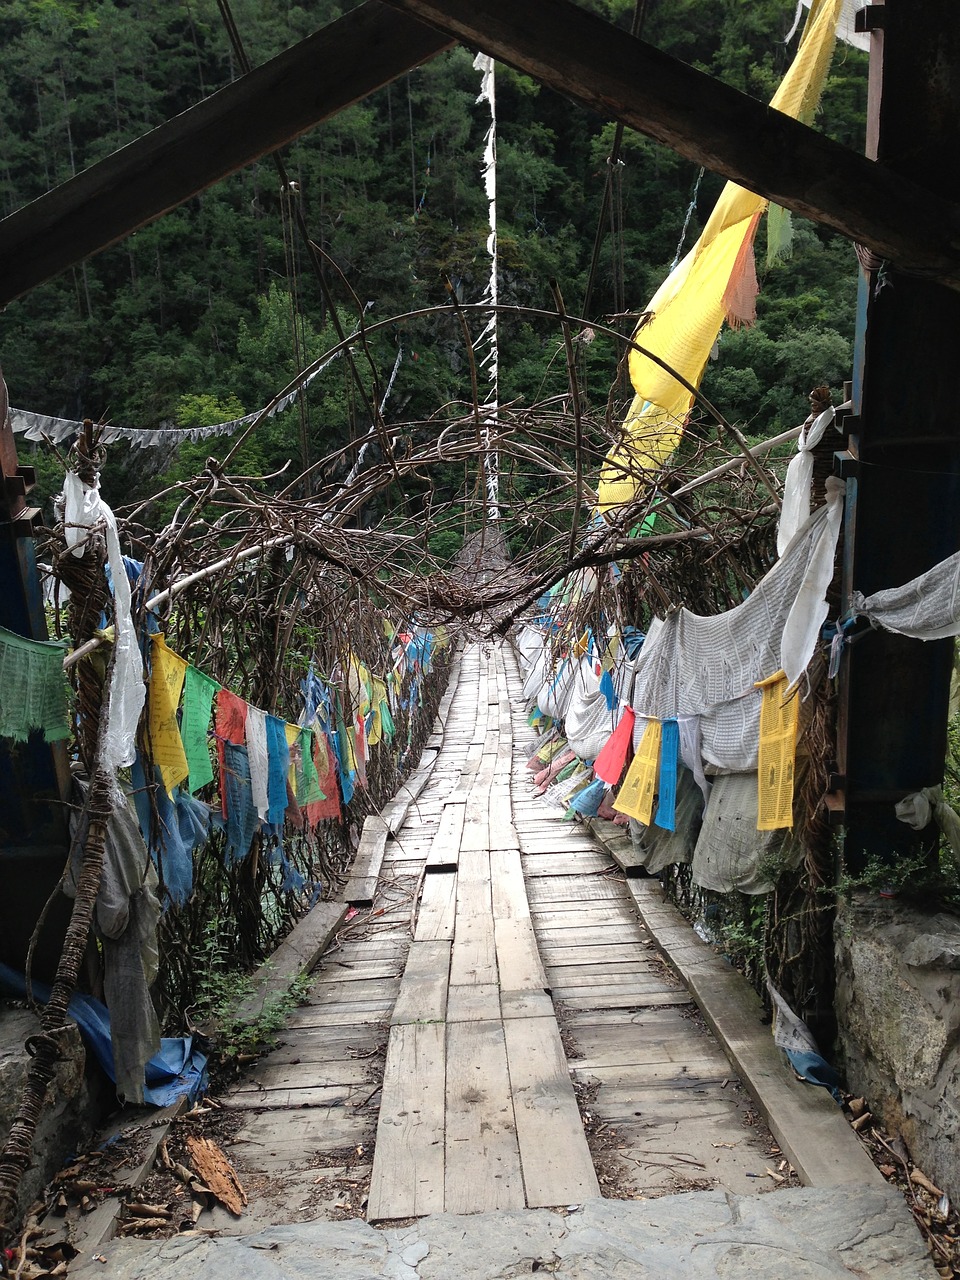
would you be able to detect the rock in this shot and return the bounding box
[835,895,960,1206]
[68,1186,935,1280]
[903,934,960,970]
[0,1004,93,1217]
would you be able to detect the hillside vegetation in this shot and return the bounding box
[0,0,867,514]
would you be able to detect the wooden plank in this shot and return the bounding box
[222,1084,359,1110]
[525,877,624,903]
[550,978,682,1002]
[367,1022,446,1219]
[343,831,403,883]
[444,1020,525,1212]
[626,879,884,1189]
[285,1002,393,1028]
[260,1039,383,1066]
[68,1100,188,1261]
[556,991,694,1011]
[489,848,530,920]
[309,976,399,1006]
[566,1036,721,1068]
[427,800,466,870]
[449,918,498,986]
[502,1017,600,1206]
[519,839,601,854]
[450,869,497,985]
[540,961,660,984]
[446,983,500,1023]
[570,1057,729,1087]
[456,844,492,882]
[383,0,960,290]
[487,821,520,853]
[500,989,555,1020]
[414,869,458,941]
[531,908,638,931]
[233,901,348,1022]
[521,853,614,877]
[311,957,402,983]
[382,747,439,833]
[391,940,451,1025]
[494,917,547,991]
[460,795,492,850]
[535,925,641,947]
[230,1109,372,1158]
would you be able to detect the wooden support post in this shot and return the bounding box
[839,0,960,871]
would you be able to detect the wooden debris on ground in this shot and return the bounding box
[183,1135,247,1216]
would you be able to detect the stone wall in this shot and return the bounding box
[835,893,960,1198]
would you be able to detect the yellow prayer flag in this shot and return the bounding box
[285,722,300,796]
[148,635,189,796]
[613,718,662,827]
[367,677,389,748]
[755,670,799,830]
[598,0,843,512]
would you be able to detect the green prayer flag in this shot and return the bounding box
[181,665,220,793]
[0,625,72,744]
[379,700,395,742]
[297,729,325,804]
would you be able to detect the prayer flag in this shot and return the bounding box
[181,666,220,794]
[0,625,72,744]
[654,718,680,832]
[148,635,188,796]
[593,706,636,786]
[614,718,662,826]
[756,671,799,830]
[598,0,844,511]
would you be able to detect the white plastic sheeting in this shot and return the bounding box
[62,471,145,772]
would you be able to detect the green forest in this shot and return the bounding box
[0,0,868,519]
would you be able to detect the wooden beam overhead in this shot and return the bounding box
[0,3,453,307]
[2,0,959,304]
[383,0,960,290]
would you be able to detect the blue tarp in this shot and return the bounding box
[0,965,208,1108]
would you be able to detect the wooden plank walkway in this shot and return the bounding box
[503,646,785,1200]
[214,639,787,1231]
[367,643,598,1219]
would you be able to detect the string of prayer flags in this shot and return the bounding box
[148,635,189,795]
[380,696,395,742]
[593,706,636,786]
[0,625,72,743]
[181,667,220,793]
[654,718,680,832]
[614,717,663,827]
[334,717,356,805]
[756,671,799,830]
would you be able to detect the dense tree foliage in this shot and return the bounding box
[0,0,867,514]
